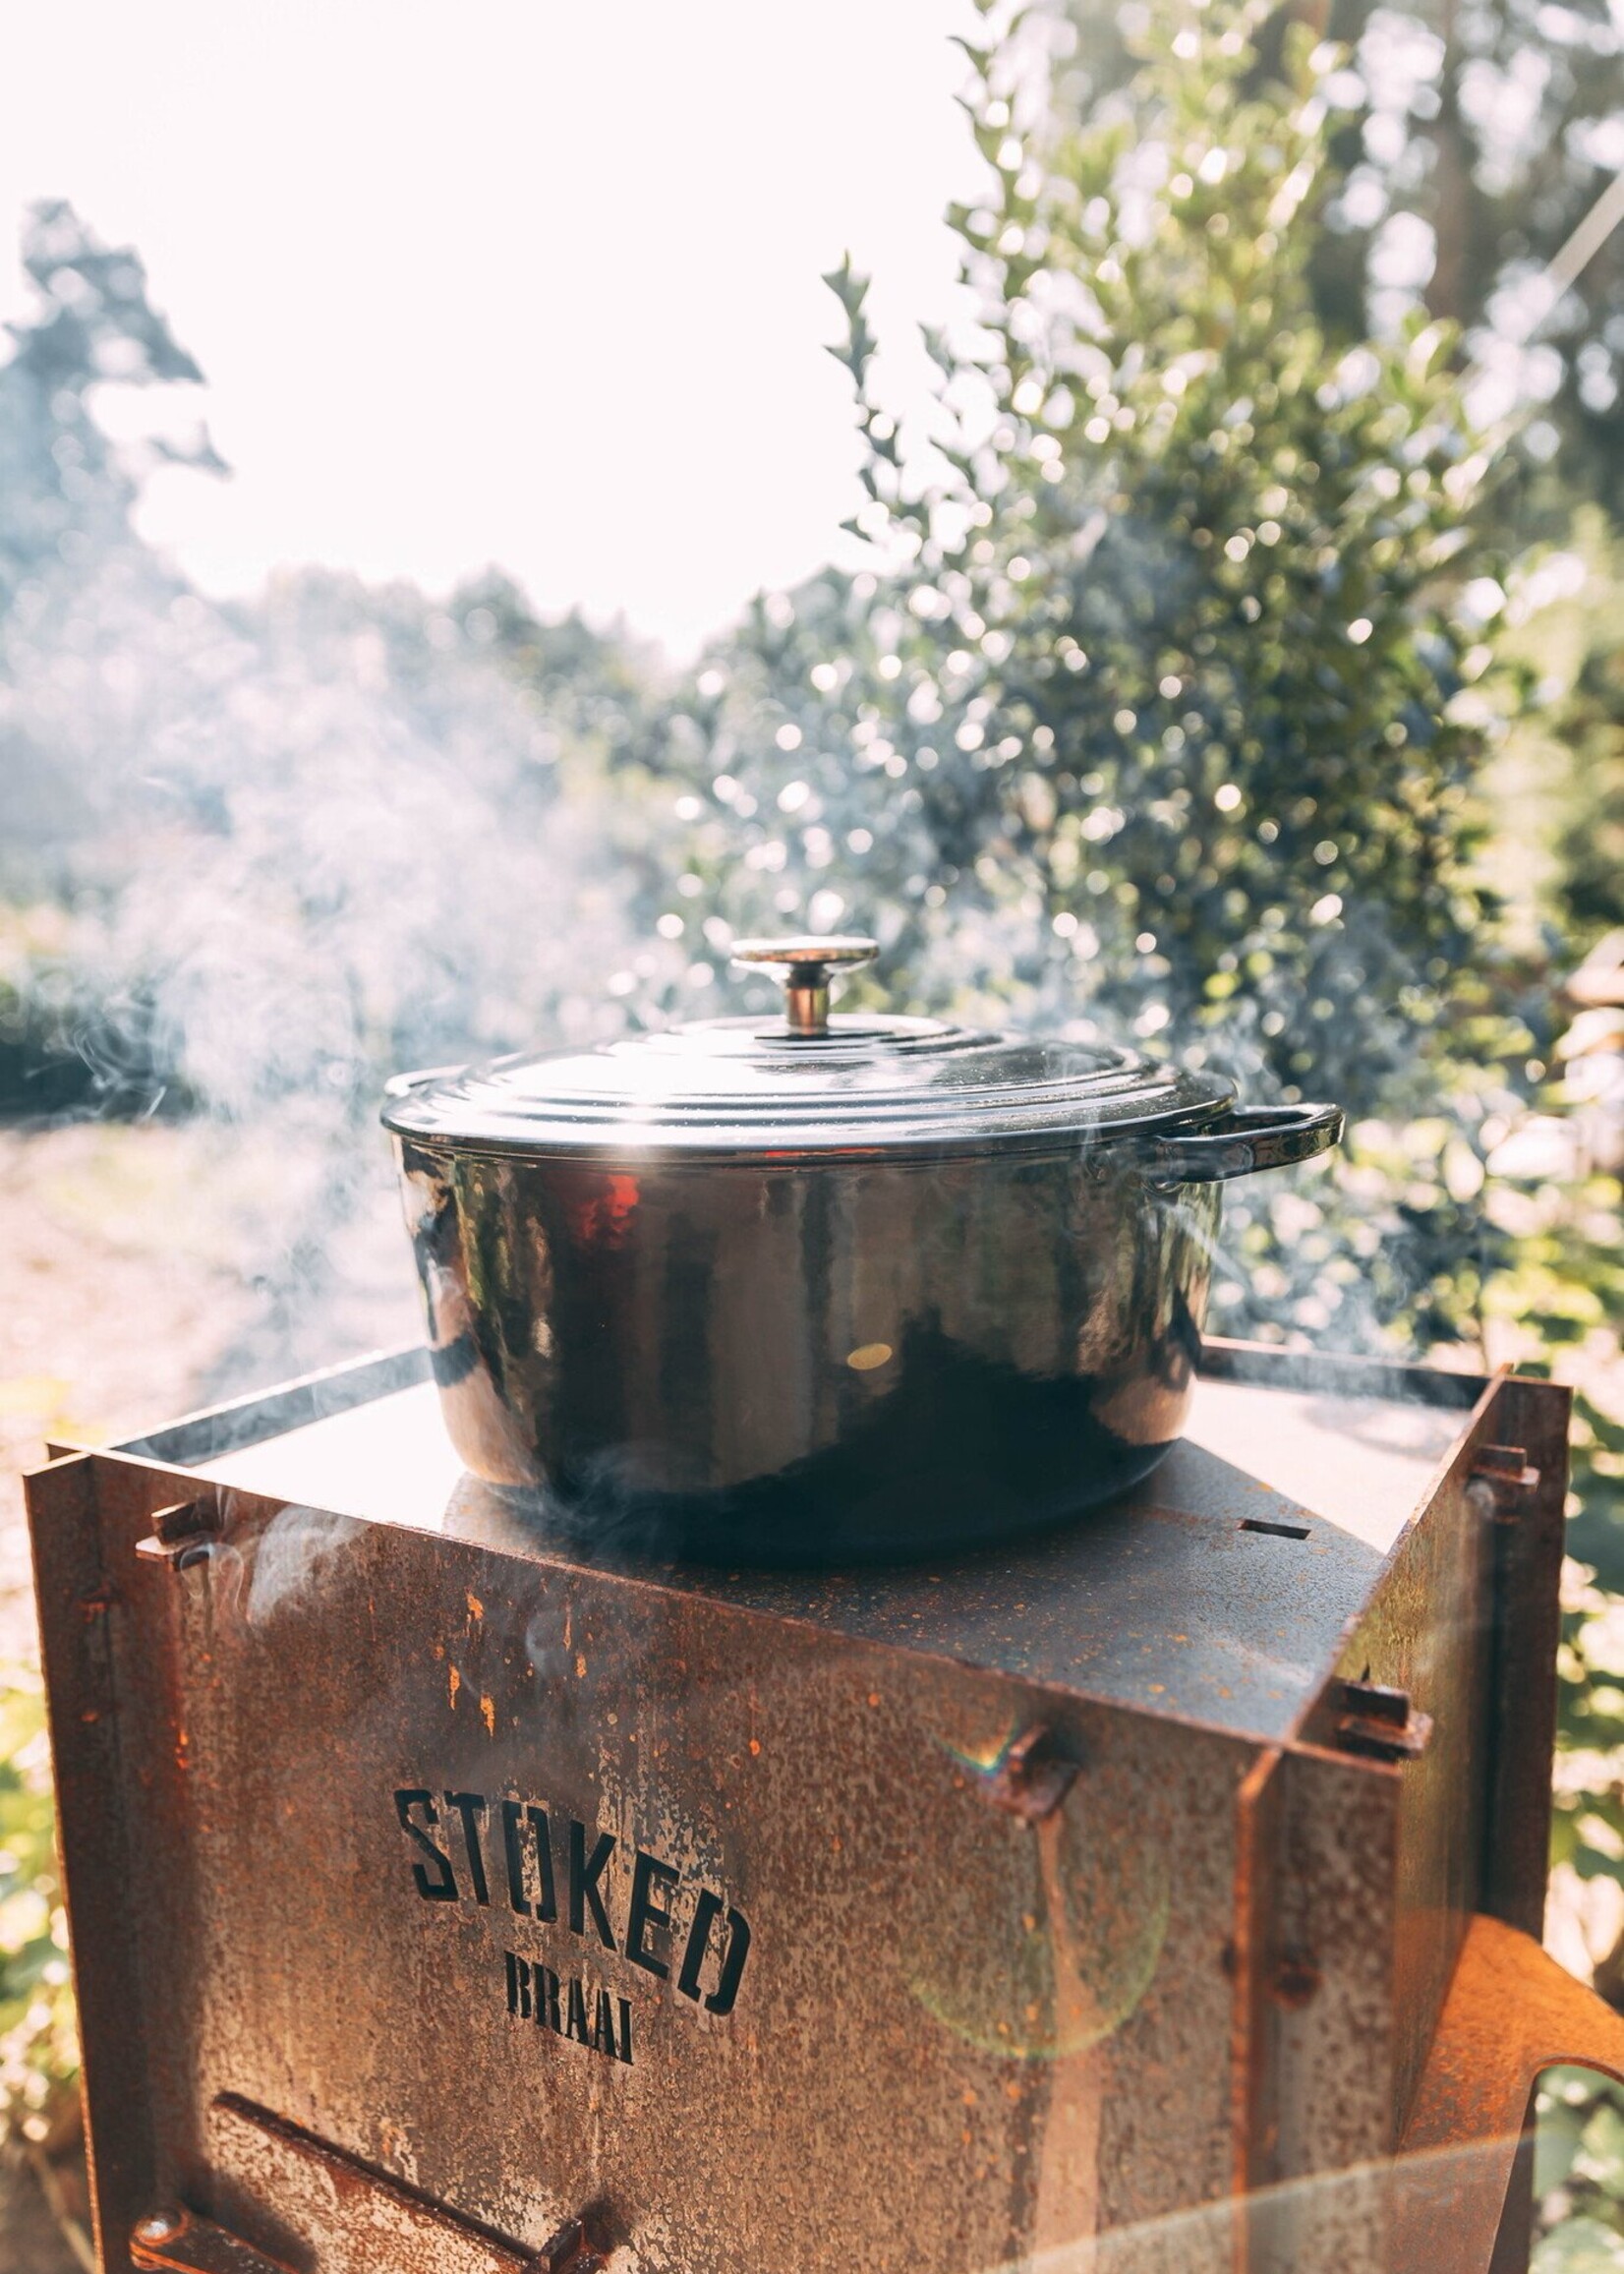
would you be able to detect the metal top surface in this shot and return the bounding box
[379,1015,1235,1161]
[127,1346,1481,1745]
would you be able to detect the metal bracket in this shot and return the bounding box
[1470,1442,1542,1518]
[974,1722,1081,1821]
[205,2091,595,2271]
[135,1498,221,1571]
[1332,1679,1433,1763]
[131,2206,294,2274]
[538,2219,608,2272]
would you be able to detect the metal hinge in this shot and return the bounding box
[1333,1679,1433,1763]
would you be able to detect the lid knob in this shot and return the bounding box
[730,935,879,1038]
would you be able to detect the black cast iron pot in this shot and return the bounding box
[382,935,1340,1562]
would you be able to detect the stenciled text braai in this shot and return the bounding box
[392,1786,752,2067]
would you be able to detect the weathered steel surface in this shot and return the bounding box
[1296,1370,1549,2144]
[206,2094,550,2272]
[27,1449,156,2274]
[31,1451,1256,2270]
[1395,1915,1624,2274]
[188,1367,1469,1744]
[24,1343,1571,2274]
[1478,1378,1573,1938]
[1235,1743,1405,2274]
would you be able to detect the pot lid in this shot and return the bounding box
[381,934,1235,1161]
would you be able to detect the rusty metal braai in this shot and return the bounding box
[24,1340,1590,2272]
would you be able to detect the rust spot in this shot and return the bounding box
[1271,1953,1321,2009]
[466,1591,484,1621]
[574,1654,587,1679]
[748,1738,761,1757]
[480,1696,495,1737]
[448,1665,461,1708]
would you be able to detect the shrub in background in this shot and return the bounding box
[659,0,1536,1356]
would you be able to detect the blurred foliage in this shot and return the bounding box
[1541,524,1624,948]
[666,3,1507,1103]
[0,196,218,626]
[1537,2070,1624,2262]
[1048,0,1624,528]
[0,1672,75,2144]
[1309,0,1624,531]
[648,0,1548,1368]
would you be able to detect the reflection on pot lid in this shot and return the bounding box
[380,932,1236,1160]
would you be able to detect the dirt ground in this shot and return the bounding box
[0,1119,420,1657]
[0,2146,87,2274]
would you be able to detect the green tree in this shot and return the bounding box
[645,0,1543,1355]
[666,3,1516,1090]
[1308,0,1624,524]
[0,199,222,609]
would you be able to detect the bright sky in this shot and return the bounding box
[0,2,983,655]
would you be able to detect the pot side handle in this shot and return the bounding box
[1136,1101,1343,1185]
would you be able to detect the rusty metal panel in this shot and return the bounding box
[1478,1376,1572,1938]
[34,1451,1269,2272]
[1342,1444,1493,2143]
[1395,1914,1624,2274]
[178,1359,1474,1748]
[129,2205,295,2273]
[28,1451,157,2274]
[206,2094,545,2272]
[27,1344,1573,2274]
[1296,1372,1570,2145]
[1247,1743,1403,2274]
